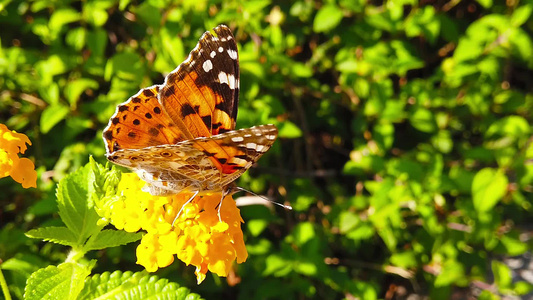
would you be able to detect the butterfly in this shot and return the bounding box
[102,25,278,198]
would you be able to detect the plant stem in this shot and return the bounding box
[0,267,12,300]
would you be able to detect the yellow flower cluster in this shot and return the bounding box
[0,124,37,188]
[109,173,248,284]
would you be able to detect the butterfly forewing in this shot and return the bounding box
[103,86,187,153]
[159,25,239,138]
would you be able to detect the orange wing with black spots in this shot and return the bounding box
[103,25,277,196]
[103,86,187,153]
[159,25,239,138]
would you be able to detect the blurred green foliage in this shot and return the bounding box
[1,0,532,299]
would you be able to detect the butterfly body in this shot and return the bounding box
[103,25,277,196]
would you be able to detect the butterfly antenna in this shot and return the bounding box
[232,187,292,210]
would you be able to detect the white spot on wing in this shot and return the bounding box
[228,74,236,89]
[218,71,228,85]
[210,51,216,58]
[256,145,265,152]
[218,72,236,89]
[218,46,223,52]
[231,136,244,142]
[246,142,257,149]
[227,49,237,60]
[203,60,213,72]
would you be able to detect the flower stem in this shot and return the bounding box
[0,267,12,300]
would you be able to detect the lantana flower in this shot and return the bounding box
[107,173,248,284]
[0,123,37,188]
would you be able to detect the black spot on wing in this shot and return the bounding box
[201,115,212,129]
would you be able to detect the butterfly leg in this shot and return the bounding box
[216,188,233,223]
[172,190,199,226]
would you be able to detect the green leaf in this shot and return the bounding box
[25,226,79,247]
[247,219,269,237]
[485,116,530,139]
[434,260,465,287]
[25,263,91,300]
[87,28,107,57]
[511,3,533,27]
[278,121,302,138]
[40,104,69,133]
[390,251,417,268]
[64,78,99,108]
[499,235,528,256]
[104,52,145,82]
[289,222,315,246]
[476,0,492,8]
[56,164,102,244]
[492,260,512,290]
[49,8,80,31]
[404,6,440,44]
[83,230,142,252]
[160,27,184,67]
[79,271,202,300]
[339,211,359,233]
[263,254,292,277]
[65,27,86,51]
[290,62,313,78]
[472,168,508,213]
[313,4,343,32]
[410,108,437,133]
[83,1,112,26]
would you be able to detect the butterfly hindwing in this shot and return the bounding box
[107,125,278,195]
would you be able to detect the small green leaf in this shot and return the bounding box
[25,263,91,300]
[66,27,86,51]
[57,164,102,243]
[64,78,99,107]
[290,62,313,78]
[25,226,79,247]
[410,108,437,133]
[247,219,268,237]
[83,230,142,252]
[40,104,69,133]
[104,52,145,82]
[476,0,492,8]
[434,260,465,287]
[499,235,528,256]
[290,222,315,246]
[49,8,80,31]
[87,28,107,57]
[492,260,512,289]
[390,251,417,269]
[511,4,533,27]
[472,168,508,213]
[313,4,343,32]
[485,116,530,139]
[263,254,292,277]
[339,211,359,233]
[278,121,302,138]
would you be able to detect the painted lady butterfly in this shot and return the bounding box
[103,25,278,197]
